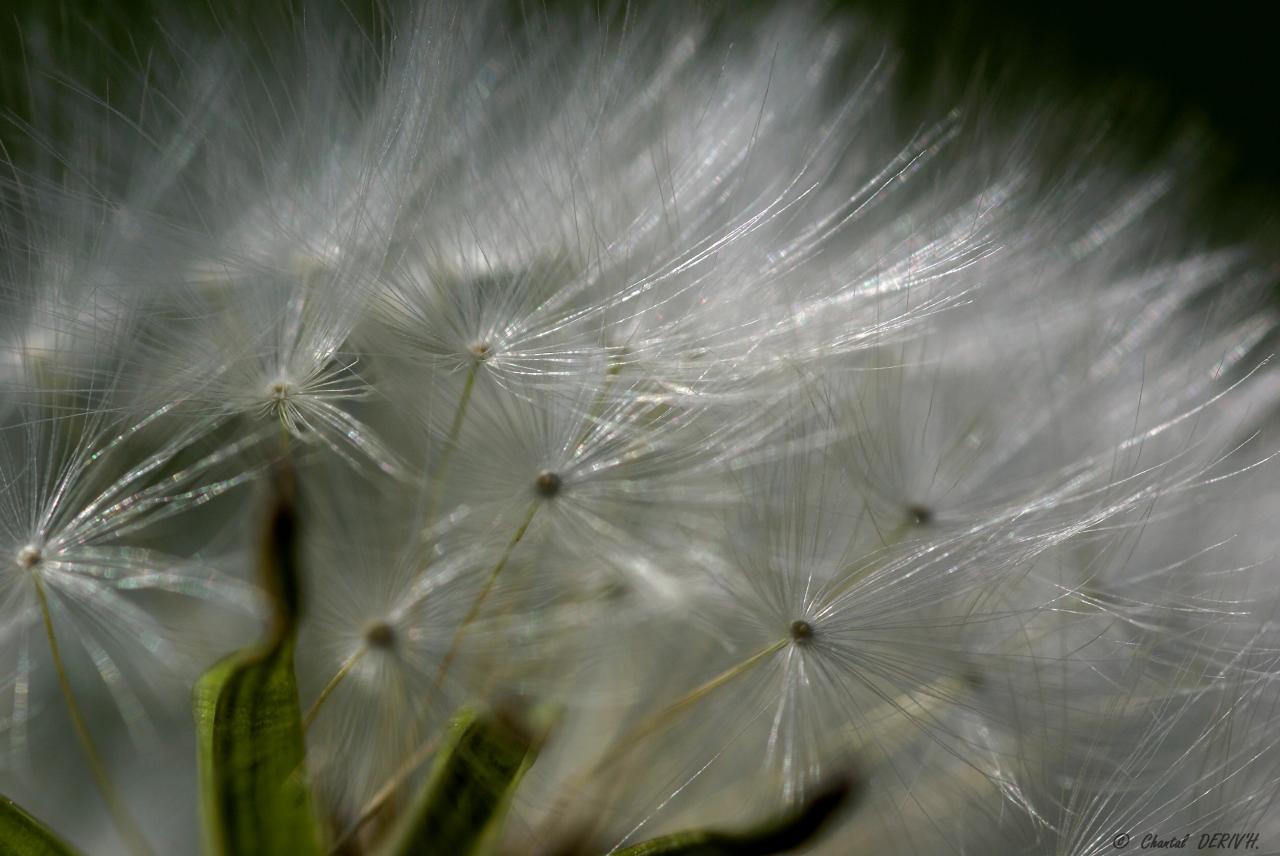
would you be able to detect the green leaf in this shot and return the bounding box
[193,465,322,856]
[612,775,859,856]
[194,636,320,856]
[0,795,82,856]
[381,707,540,856]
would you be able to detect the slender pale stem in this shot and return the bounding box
[321,501,543,844]
[299,365,483,726]
[593,637,787,774]
[327,734,442,854]
[302,647,367,731]
[579,355,624,439]
[432,500,541,690]
[822,520,915,604]
[544,636,789,838]
[302,499,539,744]
[424,361,479,529]
[32,575,155,856]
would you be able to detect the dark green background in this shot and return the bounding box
[2,1,1275,229]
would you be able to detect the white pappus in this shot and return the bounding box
[0,1,1277,855]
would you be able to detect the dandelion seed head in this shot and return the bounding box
[535,470,564,499]
[264,379,299,424]
[789,619,815,643]
[362,620,396,650]
[905,503,933,526]
[14,545,42,571]
[268,380,292,404]
[3,0,1280,849]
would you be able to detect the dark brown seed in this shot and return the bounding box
[535,470,562,498]
[906,503,933,525]
[364,621,396,649]
[790,619,815,642]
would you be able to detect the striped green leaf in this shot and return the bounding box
[0,795,82,856]
[381,708,539,856]
[193,466,321,856]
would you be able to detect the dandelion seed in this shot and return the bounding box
[904,504,933,527]
[535,470,564,499]
[0,375,265,746]
[363,621,396,651]
[4,1,1280,853]
[15,545,41,570]
[789,619,815,643]
[297,475,517,818]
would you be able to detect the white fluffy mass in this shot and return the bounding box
[1,1,1278,854]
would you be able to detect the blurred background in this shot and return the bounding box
[2,0,1276,228]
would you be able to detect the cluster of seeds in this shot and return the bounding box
[1,2,1279,854]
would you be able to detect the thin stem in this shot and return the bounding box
[593,637,788,772]
[32,576,155,856]
[327,734,442,854]
[432,500,541,690]
[312,497,544,729]
[544,636,789,838]
[577,354,625,443]
[302,647,367,731]
[325,501,543,843]
[424,361,479,529]
[822,520,915,604]
[297,382,498,733]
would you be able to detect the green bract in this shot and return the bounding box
[0,796,82,856]
[193,471,322,856]
[379,709,539,856]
